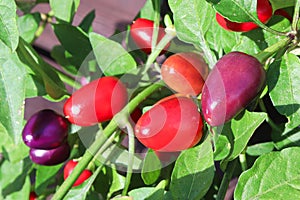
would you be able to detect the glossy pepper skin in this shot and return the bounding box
[161,52,209,96]
[29,192,37,200]
[130,18,170,54]
[22,109,69,149]
[29,143,71,166]
[216,0,273,32]
[201,52,266,126]
[64,76,128,126]
[135,96,203,152]
[63,159,92,187]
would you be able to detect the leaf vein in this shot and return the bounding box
[252,174,300,199]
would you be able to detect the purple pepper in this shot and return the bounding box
[201,52,266,126]
[22,109,69,149]
[29,143,71,166]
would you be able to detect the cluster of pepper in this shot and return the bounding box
[22,109,70,166]
[22,0,292,197]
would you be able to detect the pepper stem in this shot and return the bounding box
[121,122,135,195]
[255,37,291,66]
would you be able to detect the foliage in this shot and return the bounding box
[1,0,300,199]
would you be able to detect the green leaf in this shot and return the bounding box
[0,157,32,198]
[94,166,125,199]
[108,165,125,197]
[214,135,231,161]
[79,9,95,33]
[234,147,300,199]
[128,180,167,200]
[205,12,239,57]
[35,164,64,195]
[272,126,300,150]
[86,191,103,200]
[141,149,161,185]
[50,45,78,75]
[268,53,300,129]
[129,187,157,199]
[89,32,137,76]
[163,191,173,200]
[225,111,267,161]
[49,0,80,23]
[232,30,265,56]
[0,0,19,51]
[129,180,166,200]
[15,0,37,13]
[269,0,295,11]
[170,135,214,200]
[232,15,290,55]
[17,38,67,100]
[0,41,26,144]
[146,180,166,200]
[139,0,156,20]
[266,15,292,33]
[24,73,47,98]
[211,0,259,23]
[53,24,93,68]
[2,141,29,163]
[168,0,216,67]
[246,142,274,156]
[111,197,133,200]
[17,12,41,43]
[4,176,30,200]
[0,122,13,153]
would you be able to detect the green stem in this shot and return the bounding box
[142,27,176,74]
[239,150,247,171]
[255,37,291,65]
[34,15,46,39]
[122,122,135,195]
[52,81,164,200]
[91,131,117,168]
[164,14,173,28]
[55,69,81,90]
[253,10,287,36]
[34,12,52,41]
[151,0,161,52]
[216,159,238,200]
[292,0,300,31]
[259,24,287,36]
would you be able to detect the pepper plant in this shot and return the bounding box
[1,0,300,200]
